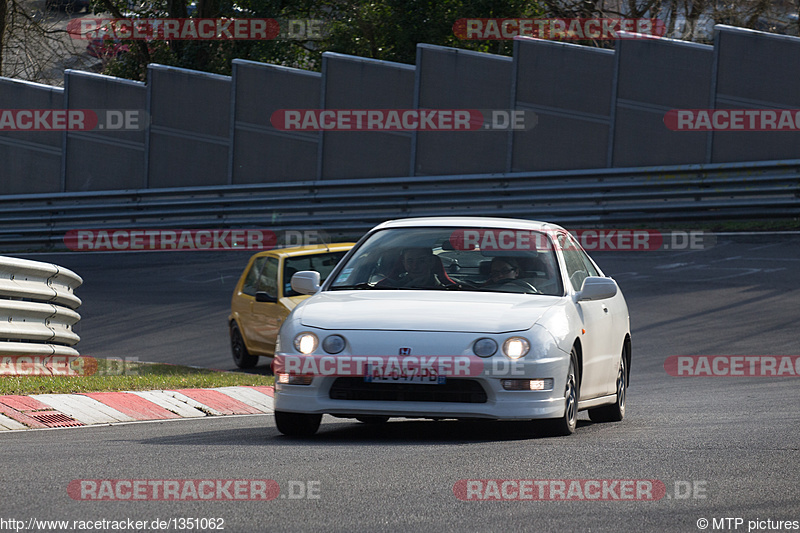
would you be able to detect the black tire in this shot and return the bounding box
[275,411,322,436]
[541,351,579,436]
[356,416,390,424]
[230,323,258,369]
[589,349,626,423]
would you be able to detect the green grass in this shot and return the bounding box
[0,359,274,396]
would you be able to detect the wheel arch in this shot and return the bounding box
[623,334,632,387]
[572,338,583,390]
[229,318,254,354]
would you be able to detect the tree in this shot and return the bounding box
[0,0,92,85]
[4,0,797,84]
[99,0,545,80]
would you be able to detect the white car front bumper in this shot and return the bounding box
[274,355,570,420]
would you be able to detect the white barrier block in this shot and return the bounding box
[0,256,83,353]
[215,386,274,413]
[0,342,79,357]
[34,394,135,424]
[130,390,208,418]
[161,390,224,416]
[0,413,26,430]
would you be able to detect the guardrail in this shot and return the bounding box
[0,158,798,250]
[0,256,82,356]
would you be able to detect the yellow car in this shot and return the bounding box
[229,243,354,369]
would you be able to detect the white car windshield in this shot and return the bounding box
[329,227,563,296]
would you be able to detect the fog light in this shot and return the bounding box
[528,378,554,391]
[501,378,554,391]
[277,373,314,385]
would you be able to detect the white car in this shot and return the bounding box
[273,217,631,437]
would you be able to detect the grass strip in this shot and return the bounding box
[0,359,274,396]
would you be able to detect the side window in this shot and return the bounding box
[310,251,348,282]
[559,234,588,292]
[241,257,266,296]
[256,257,279,299]
[284,251,349,296]
[567,234,600,277]
[283,262,300,297]
[581,253,600,278]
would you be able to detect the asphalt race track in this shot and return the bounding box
[1,233,798,532]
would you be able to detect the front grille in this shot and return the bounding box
[329,378,487,403]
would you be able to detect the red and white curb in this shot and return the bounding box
[0,386,274,430]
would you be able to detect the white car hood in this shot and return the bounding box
[298,291,557,333]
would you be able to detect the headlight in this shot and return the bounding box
[322,334,346,354]
[472,338,497,357]
[293,332,318,354]
[503,337,530,359]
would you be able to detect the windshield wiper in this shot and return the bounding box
[444,282,484,292]
[329,283,375,290]
[330,283,408,290]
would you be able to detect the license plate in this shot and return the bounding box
[364,365,445,385]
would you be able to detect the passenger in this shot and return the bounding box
[383,248,448,288]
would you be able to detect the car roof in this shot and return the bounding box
[370,217,565,233]
[250,243,355,259]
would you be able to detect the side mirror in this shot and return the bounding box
[577,276,617,301]
[255,291,276,303]
[291,270,321,295]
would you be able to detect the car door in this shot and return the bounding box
[250,256,283,356]
[234,255,266,353]
[558,233,615,399]
[572,236,621,395]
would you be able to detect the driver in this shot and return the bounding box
[484,257,521,286]
[382,247,448,288]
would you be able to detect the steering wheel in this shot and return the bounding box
[498,279,540,294]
